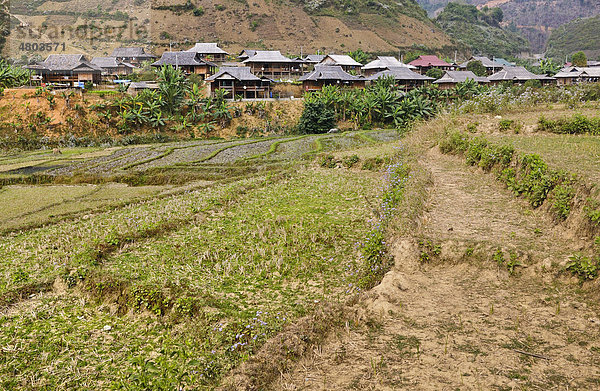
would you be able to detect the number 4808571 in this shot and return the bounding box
[19,43,66,52]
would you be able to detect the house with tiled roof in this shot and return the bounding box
[206,67,272,99]
[362,56,416,76]
[26,54,102,86]
[488,66,554,85]
[318,55,363,74]
[369,67,433,90]
[299,65,365,91]
[242,51,302,79]
[152,52,217,79]
[458,56,505,75]
[186,43,229,62]
[433,71,489,89]
[91,57,135,78]
[554,67,600,85]
[111,47,156,67]
[408,55,453,75]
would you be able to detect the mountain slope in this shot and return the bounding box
[416,0,600,53]
[2,0,456,61]
[545,15,600,61]
[435,3,529,58]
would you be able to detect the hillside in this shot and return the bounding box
[416,0,600,53]
[545,15,600,61]
[435,3,529,58]
[1,0,456,61]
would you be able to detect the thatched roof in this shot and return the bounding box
[242,51,292,64]
[488,66,554,81]
[299,65,363,82]
[186,43,229,56]
[369,67,434,81]
[206,67,265,82]
[434,71,489,84]
[152,52,216,67]
[363,56,415,70]
[408,55,451,68]
[320,54,362,67]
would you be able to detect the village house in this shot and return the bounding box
[408,55,453,75]
[206,67,272,99]
[127,81,160,96]
[242,51,302,79]
[186,43,229,62]
[152,52,218,79]
[553,67,600,85]
[369,67,433,90]
[488,66,555,85]
[362,56,416,77]
[91,57,136,79]
[238,50,257,61]
[433,71,489,89]
[318,55,363,74]
[26,54,102,87]
[111,47,157,67]
[458,56,505,75]
[299,65,365,91]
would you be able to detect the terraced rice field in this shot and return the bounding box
[0,129,402,389]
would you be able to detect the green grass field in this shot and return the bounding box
[0,130,402,389]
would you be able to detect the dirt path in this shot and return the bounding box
[272,148,600,390]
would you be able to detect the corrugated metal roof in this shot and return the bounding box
[369,67,434,81]
[242,51,292,63]
[363,56,415,70]
[304,54,325,63]
[555,67,600,78]
[299,65,362,82]
[206,67,263,82]
[186,43,229,55]
[434,71,489,84]
[489,66,554,81]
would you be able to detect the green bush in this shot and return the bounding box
[566,254,598,280]
[296,101,336,134]
[538,114,600,135]
[551,184,575,220]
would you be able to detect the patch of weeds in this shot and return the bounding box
[466,122,478,133]
[507,252,522,275]
[394,334,421,358]
[361,157,385,171]
[342,154,360,168]
[493,248,505,266]
[129,285,172,316]
[465,247,474,257]
[439,131,469,154]
[550,184,575,220]
[566,254,599,281]
[319,154,338,168]
[499,119,514,131]
[418,240,441,263]
[584,199,600,226]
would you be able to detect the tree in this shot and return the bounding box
[156,65,189,115]
[539,59,560,76]
[347,49,369,65]
[426,68,444,79]
[296,101,336,134]
[466,60,487,77]
[572,51,587,67]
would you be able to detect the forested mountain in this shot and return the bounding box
[416,0,600,53]
[545,15,600,61]
[435,3,529,58]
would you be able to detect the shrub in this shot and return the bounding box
[439,131,469,154]
[566,254,598,280]
[499,119,514,131]
[296,101,336,134]
[342,154,359,168]
[551,184,575,220]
